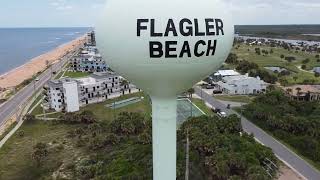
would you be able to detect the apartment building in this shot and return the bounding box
[70,45,108,73]
[44,72,123,112]
[86,31,96,46]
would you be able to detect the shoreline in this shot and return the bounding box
[0,35,87,89]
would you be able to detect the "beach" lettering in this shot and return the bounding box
[137,18,225,59]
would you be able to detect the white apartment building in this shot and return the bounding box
[70,46,108,73]
[44,72,123,112]
[216,74,268,95]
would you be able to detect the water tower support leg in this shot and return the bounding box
[151,96,177,180]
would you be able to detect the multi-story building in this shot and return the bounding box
[70,46,108,73]
[44,72,123,112]
[86,31,96,46]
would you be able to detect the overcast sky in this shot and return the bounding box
[0,0,319,27]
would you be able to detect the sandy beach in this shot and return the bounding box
[0,35,86,89]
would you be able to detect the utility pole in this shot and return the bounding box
[185,130,189,180]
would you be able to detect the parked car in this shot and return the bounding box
[213,90,222,94]
[217,111,227,118]
[211,108,221,113]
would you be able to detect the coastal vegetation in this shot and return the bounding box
[240,90,320,170]
[0,110,279,179]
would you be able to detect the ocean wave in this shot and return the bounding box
[64,33,75,36]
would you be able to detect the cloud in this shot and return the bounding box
[50,0,73,11]
[221,0,320,24]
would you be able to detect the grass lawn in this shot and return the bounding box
[0,122,17,141]
[191,98,214,116]
[214,95,255,104]
[80,92,151,124]
[233,44,320,84]
[63,71,90,78]
[31,102,44,116]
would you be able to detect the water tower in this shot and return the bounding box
[96,0,234,179]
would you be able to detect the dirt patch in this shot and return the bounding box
[278,164,304,180]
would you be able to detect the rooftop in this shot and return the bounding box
[284,85,320,96]
[214,70,240,77]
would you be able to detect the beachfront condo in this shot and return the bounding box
[43,72,134,112]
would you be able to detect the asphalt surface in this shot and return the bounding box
[0,49,79,127]
[195,86,320,180]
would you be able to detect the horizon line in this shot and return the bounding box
[0,24,320,28]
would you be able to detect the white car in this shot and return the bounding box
[217,111,227,118]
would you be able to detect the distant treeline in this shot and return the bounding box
[235,25,320,41]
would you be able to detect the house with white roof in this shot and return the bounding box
[313,67,320,74]
[211,70,240,82]
[216,74,268,95]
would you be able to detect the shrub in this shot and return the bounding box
[32,142,48,166]
[302,58,310,64]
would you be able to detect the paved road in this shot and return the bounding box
[0,49,80,127]
[195,86,320,180]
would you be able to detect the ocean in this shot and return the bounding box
[0,27,91,75]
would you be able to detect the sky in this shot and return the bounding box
[0,0,319,27]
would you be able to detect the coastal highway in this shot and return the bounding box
[194,86,320,180]
[0,49,79,128]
